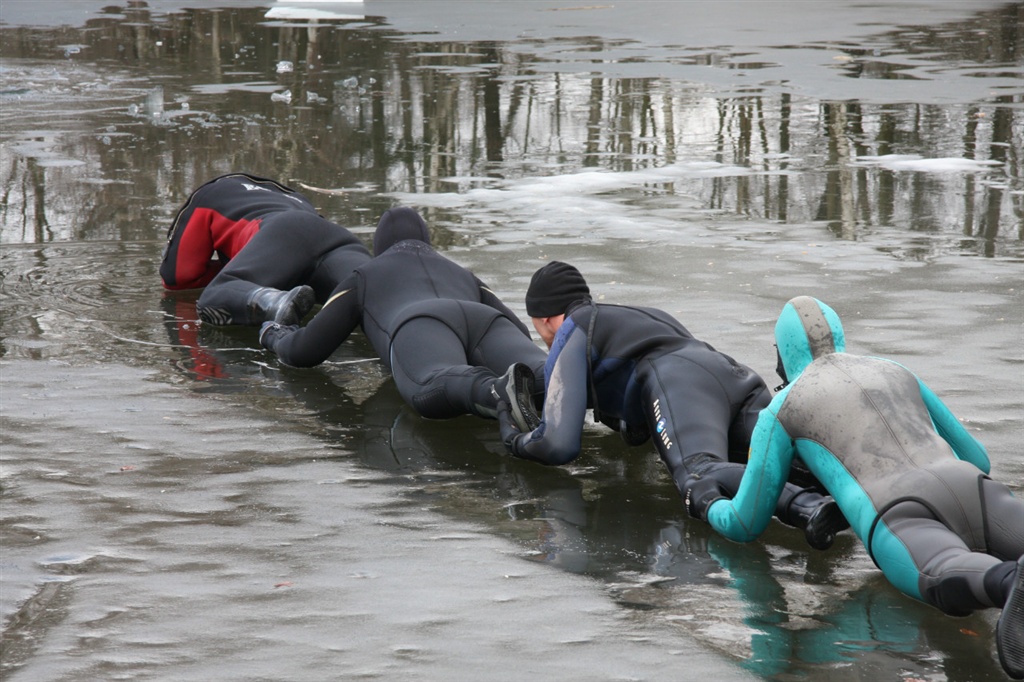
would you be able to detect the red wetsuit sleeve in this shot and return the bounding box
[160,208,259,290]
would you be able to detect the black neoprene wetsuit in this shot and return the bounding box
[160,173,370,325]
[507,300,817,516]
[262,239,547,419]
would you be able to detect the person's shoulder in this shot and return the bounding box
[598,302,675,323]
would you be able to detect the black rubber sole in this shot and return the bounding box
[998,555,1024,680]
[502,363,540,432]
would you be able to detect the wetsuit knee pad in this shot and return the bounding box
[683,452,742,482]
[411,388,458,420]
[923,575,979,617]
[676,453,745,499]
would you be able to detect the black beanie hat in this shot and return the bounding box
[525,261,591,318]
[373,207,430,256]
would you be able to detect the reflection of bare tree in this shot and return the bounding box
[29,160,51,243]
[818,103,856,240]
[482,47,504,165]
[584,77,604,167]
[979,97,1016,257]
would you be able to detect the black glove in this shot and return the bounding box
[259,322,299,352]
[496,400,522,454]
[682,475,726,521]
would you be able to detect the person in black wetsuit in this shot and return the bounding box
[160,173,371,326]
[259,207,547,421]
[494,261,848,550]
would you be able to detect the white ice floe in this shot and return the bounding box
[853,154,1003,173]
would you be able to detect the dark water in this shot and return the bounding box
[1,2,1022,680]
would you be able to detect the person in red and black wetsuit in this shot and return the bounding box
[159,173,371,326]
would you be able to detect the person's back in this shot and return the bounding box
[779,352,983,539]
[355,239,491,362]
[554,301,761,438]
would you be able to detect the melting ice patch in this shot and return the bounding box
[389,162,766,243]
[397,161,761,207]
[191,81,282,95]
[852,154,1003,173]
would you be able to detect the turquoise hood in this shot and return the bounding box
[774,296,846,382]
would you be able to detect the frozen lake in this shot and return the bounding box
[2,1,1022,680]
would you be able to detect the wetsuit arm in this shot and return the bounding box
[478,284,532,337]
[264,280,362,367]
[509,326,589,465]
[917,377,991,474]
[706,401,794,543]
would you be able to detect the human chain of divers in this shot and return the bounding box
[160,173,1024,680]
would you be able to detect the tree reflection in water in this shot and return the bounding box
[0,2,1020,260]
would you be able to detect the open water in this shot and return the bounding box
[1,1,1022,680]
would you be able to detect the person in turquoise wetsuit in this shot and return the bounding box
[684,295,1024,679]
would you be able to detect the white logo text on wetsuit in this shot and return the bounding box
[242,182,306,204]
[652,398,673,450]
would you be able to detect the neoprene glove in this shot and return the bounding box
[682,475,726,521]
[259,321,299,352]
[496,400,522,455]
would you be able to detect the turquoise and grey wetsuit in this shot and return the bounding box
[706,296,1023,614]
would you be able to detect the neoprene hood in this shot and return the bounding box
[373,207,430,256]
[774,296,846,382]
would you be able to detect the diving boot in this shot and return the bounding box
[619,419,651,447]
[997,555,1024,680]
[490,363,540,432]
[246,285,315,326]
[778,488,849,551]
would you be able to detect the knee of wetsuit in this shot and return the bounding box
[411,388,458,420]
[681,452,732,478]
[923,575,984,617]
[674,453,743,497]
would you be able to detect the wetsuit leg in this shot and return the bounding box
[725,384,771,463]
[390,309,544,420]
[727,381,824,491]
[639,355,841,544]
[468,316,547,401]
[980,477,1024,561]
[389,317,495,420]
[197,212,357,324]
[307,242,371,304]
[879,500,1006,615]
[637,355,748,495]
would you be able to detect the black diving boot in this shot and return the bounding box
[246,285,315,326]
[777,488,849,551]
[490,363,540,432]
